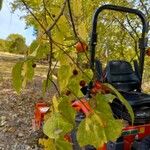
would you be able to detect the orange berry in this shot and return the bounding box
[75,41,88,53]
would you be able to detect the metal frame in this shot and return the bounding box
[90,4,148,88]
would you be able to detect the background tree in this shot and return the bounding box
[0,39,7,52]
[6,33,28,54]
[10,0,150,62]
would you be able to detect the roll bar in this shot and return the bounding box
[90,4,148,85]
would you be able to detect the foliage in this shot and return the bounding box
[6,34,28,54]
[39,138,72,150]
[11,53,134,149]
[0,39,7,52]
[12,59,35,93]
[10,0,150,149]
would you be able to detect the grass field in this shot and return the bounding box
[0,52,49,80]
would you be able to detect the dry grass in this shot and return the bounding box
[0,52,49,80]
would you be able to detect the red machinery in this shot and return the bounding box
[71,5,150,149]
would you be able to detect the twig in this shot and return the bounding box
[113,16,140,60]
[48,60,60,96]
[126,15,139,39]
[48,78,60,96]
[42,0,61,31]
[66,0,89,62]
[45,33,61,95]
[114,16,139,56]
[52,40,91,81]
[51,61,59,75]
[114,16,136,41]
[45,0,67,33]
[139,0,149,16]
[66,0,78,39]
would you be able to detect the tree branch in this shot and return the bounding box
[52,40,91,81]
[126,15,139,39]
[114,16,136,41]
[45,32,60,96]
[139,0,149,16]
[113,16,140,60]
[66,0,78,39]
[45,0,67,33]
[42,0,61,31]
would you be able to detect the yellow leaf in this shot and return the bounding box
[39,138,56,150]
[78,22,88,41]
[72,0,83,17]
[52,95,59,112]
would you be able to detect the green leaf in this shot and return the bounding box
[77,112,107,148]
[72,0,83,17]
[39,138,72,150]
[82,69,93,83]
[55,138,72,150]
[105,83,134,124]
[29,41,49,59]
[104,119,123,142]
[26,61,34,80]
[58,65,72,92]
[39,138,56,150]
[12,61,23,93]
[95,94,114,118]
[57,51,72,65]
[58,96,76,125]
[104,93,116,103]
[30,44,40,57]
[67,78,83,97]
[43,113,73,139]
[53,28,64,44]
[78,22,88,41]
[77,111,123,148]
[22,60,34,88]
[57,16,70,39]
[52,95,59,113]
[36,44,49,59]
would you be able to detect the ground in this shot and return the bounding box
[0,52,150,150]
[0,52,55,150]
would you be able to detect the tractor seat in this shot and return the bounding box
[105,60,140,91]
[111,91,150,124]
[104,60,150,124]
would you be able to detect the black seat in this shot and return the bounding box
[105,60,140,91]
[111,91,150,124]
[104,60,150,124]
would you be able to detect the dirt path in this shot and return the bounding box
[0,53,55,150]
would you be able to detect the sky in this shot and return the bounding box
[0,0,36,45]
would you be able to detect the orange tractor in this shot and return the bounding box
[34,4,150,150]
[71,4,150,150]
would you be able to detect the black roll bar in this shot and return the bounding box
[90,4,148,87]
